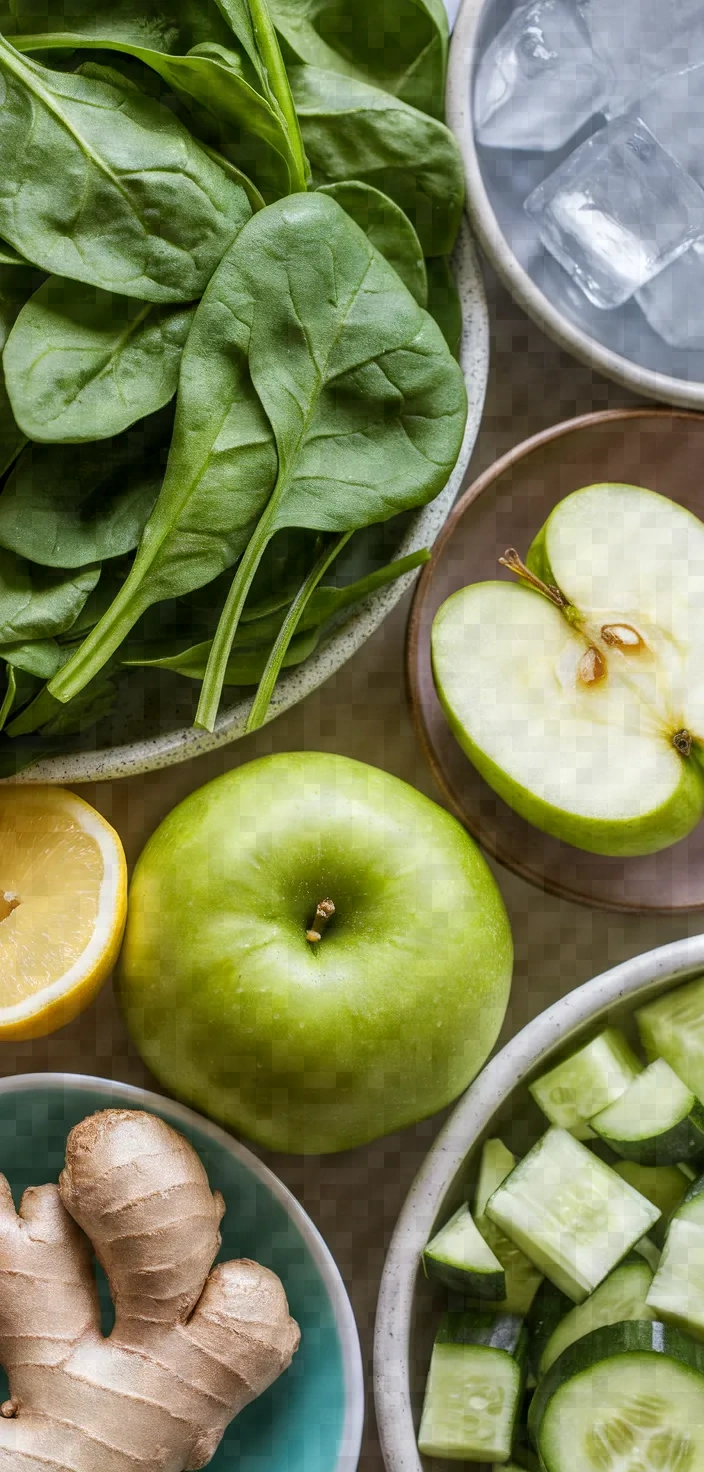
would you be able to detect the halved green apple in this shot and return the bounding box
[432,483,704,856]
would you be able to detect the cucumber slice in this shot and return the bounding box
[475,1139,544,1315]
[539,1256,655,1376]
[531,1321,704,1472]
[647,1217,704,1338]
[611,1162,691,1245]
[529,1028,641,1139]
[638,976,704,1104]
[591,1058,704,1165]
[417,1311,527,1462]
[423,1203,506,1297]
[486,1127,661,1302]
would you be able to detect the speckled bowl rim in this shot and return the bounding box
[448,0,704,409]
[3,220,489,784]
[0,1071,364,1472]
[373,931,704,1472]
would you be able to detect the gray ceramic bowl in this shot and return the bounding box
[4,221,488,785]
[448,0,704,408]
[374,931,704,1472]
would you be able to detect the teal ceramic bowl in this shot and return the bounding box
[0,1074,363,1472]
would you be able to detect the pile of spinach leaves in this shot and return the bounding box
[0,0,467,774]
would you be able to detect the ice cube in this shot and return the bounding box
[525,116,704,308]
[588,0,704,116]
[474,0,607,151]
[637,241,704,348]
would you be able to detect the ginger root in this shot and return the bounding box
[0,1108,300,1471]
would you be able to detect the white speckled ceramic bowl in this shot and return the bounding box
[374,932,704,1472]
[4,221,488,785]
[449,0,704,408]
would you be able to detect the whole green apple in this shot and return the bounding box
[432,482,704,857]
[117,752,513,1153]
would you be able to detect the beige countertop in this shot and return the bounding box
[3,265,701,1469]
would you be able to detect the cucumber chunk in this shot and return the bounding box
[486,1127,661,1302]
[539,1256,655,1376]
[530,1321,704,1472]
[611,1162,691,1245]
[423,1203,506,1297]
[529,1028,641,1139]
[591,1058,704,1165]
[417,1311,527,1462]
[475,1139,544,1315]
[638,976,704,1104]
[647,1217,704,1339]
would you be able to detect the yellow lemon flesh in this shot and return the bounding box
[0,787,127,1039]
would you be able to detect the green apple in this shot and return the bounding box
[432,482,704,857]
[117,752,513,1153]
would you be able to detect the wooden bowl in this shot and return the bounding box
[407,408,704,913]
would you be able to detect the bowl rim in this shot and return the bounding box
[373,930,704,1472]
[3,221,489,786]
[0,1071,364,1472]
[447,0,704,410]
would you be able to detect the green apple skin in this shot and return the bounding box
[432,588,704,858]
[116,752,513,1154]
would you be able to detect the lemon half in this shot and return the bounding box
[0,787,127,1039]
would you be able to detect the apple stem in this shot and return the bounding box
[306,899,335,944]
[674,729,693,757]
[499,549,569,611]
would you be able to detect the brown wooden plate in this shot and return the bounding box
[407,408,704,913]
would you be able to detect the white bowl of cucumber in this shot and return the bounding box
[375,931,704,1472]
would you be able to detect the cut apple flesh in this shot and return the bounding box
[432,484,704,856]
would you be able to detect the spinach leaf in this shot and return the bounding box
[290,64,464,255]
[48,229,280,700]
[0,39,252,300]
[0,550,99,643]
[126,629,319,685]
[201,144,266,212]
[126,547,430,687]
[0,0,239,55]
[318,181,427,304]
[192,190,466,727]
[0,408,172,567]
[0,639,65,679]
[0,242,30,267]
[0,665,16,731]
[4,279,194,443]
[0,264,45,476]
[269,0,448,118]
[426,255,462,358]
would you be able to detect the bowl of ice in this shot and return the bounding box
[448,0,704,406]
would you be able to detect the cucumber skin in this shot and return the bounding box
[595,1110,704,1167]
[528,1319,704,1446]
[527,1280,572,1380]
[437,1309,527,1360]
[422,1254,506,1296]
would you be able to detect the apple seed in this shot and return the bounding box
[578,647,607,686]
[0,892,19,924]
[601,623,643,651]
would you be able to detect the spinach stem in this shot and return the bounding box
[195,501,279,731]
[246,0,309,191]
[246,530,351,732]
